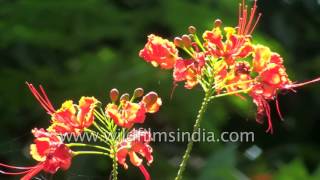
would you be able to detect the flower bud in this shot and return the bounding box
[214,19,222,27]
[109,88,119,102]
[188,26,197,34]
[120,93,130,102]
[133,88,144,98]
[142,92,158,105]
[181,34,191,47]
[174,37,183,47]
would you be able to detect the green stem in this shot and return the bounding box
[193,34,206,52]
[182,47,195,58]
[93,121,108,134]
[175,90,213,180]
[110,132,119,180]
[73,151,109,157]
[94,110,109,128]
[112,150,118,180]
[67,143,111,152]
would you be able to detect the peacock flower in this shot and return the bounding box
[106,100,146,128]
[138,0,320,133]
[106,89,162,128]
[249,48,320,133]
[48,97,99,134]
[202,0,260,65]
[26,82,98,134]
[116,129,153,180]
[139,34,179,69]
[248,50,291,133]
[0,128,72,180]
[139,1,260,90]
[203,25,254,65]
[173,58,202,89]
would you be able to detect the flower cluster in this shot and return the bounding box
[27,83,99,135]
[2,1,319,180]
[0,83,97,179]
[139,0,319,133]
[105,88,161,179]
[1,84,161,180]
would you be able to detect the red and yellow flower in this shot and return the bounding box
[203,26,253,65]
[48,97,98,134]
[106,101,146,128]
[117,129,153,180]
[106,91,161,128]
[173,58,202,89]
[139,34,179,69]
[27,83,98,134]
[246,44,292,133]
[0,128,72,180]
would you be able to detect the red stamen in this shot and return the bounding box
[21,164,44,180]
[284,77,320,89]
[0,163,34,170]
[234,0,260,56]
[139,165,150,180]
[170,82,178,100]
[242,6,248,35]
[237,0,261,38]
[263,100,273,134]
[276,98,284,121]
[242,0,245,26]
[0,169,32,175]
[39,85,53,109]
[26,82,56,114]
[238,3,241,30]
[244,0,256,34]
[238,5,246,36]
[249,13,262,35]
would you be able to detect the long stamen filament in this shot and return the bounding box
[0,163,34,170]
[284,77,320,89]
[0,169,32,175]
[26,82,55,114]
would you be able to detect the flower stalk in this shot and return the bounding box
[175,89,213,180]
[73,151,110,157]
[112,150,118,180]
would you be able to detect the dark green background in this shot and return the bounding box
[0,0,319,179]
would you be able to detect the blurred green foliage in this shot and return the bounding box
[0,0,319,179]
